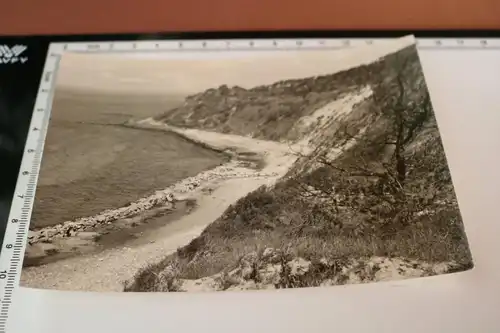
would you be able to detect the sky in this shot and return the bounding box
[55,36,415,96]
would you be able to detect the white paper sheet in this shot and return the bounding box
[8,39,500,333]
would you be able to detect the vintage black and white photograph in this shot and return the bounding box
[20,36,473,292]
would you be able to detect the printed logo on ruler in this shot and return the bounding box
[0,45,28,64]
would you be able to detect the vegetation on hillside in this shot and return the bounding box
[125,45,473,292]
[156,47,417,142]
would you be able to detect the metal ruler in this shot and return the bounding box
[0,36,499,331]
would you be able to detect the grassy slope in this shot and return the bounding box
[125,46,473,292]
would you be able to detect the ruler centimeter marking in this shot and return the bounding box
[56,37,500,52]
[0,51,60,332]
[0,36,499,331]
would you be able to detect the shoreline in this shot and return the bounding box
[21,122,300,291]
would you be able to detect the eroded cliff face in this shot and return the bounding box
[156,46,417,143]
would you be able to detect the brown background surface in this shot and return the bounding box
[0,0,499,36]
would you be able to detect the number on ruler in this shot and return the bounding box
[480,40,488,46]
[272,40,278,47]
[5,244,12,249]
[132,43,137,49]
[37,108,44,112]
[87,44,100,50]
[225,41,231,48]
[457,39,464,45]
[27,149,35,153]
[0,271,7,279]
[435,40,442,46]
[249,41,254,47]
[63,44,68,50]
[11,219,18,224]
[41,89,49,93]
[342,40,350,47]
[33,127,39,131]
[155,43,159,49]
[318,40,325,46]
[109,43,114,50]
[17,194,24,199]
[178,42,183,48]
[365,40,374,45]
[296,40,303,47]
[43,71,52,83]
[21,171,29,176]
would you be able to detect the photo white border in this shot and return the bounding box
[5,38,500,332]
